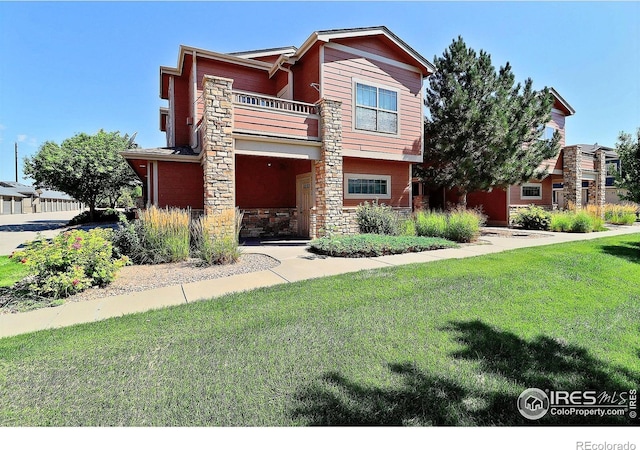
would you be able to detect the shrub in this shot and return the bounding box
[571,211,595,233]
[192,208,243,265]
[135,206,191,264]
[550,212,572,232]
[549,211,605,233]
[111,219,143,260]
[10,229,129,298]
[68,208,133,226]
[401,219,417,237]
[513,205,551,230]
[446,208,486,243]
[355,201,401,236]
[309,234,458,258]
[415,211,447,238]
[414,208,485,243]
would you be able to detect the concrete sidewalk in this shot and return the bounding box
[1,224,639,339]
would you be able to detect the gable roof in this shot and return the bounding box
[161,26,435,98]
[550,87,575,116]
[230,46,297,59]
[293,26,435,75]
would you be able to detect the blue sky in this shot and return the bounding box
[1,1,638,183]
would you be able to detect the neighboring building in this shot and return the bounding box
[122,26,434,238]
[415,90,623,225]
[0,181,82,215]
[0,186,26,215]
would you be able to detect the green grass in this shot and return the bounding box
[1,234,639,426]
[0,256,29,288]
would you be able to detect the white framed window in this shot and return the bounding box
[354,81,399,135]
[521,183,542,200]
[538,125,555,141]
[344,173,391,199]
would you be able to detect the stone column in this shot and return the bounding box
[201,75,235,218]
[313,98,343,237]
[563,145,582,210]
[595,148,606,217]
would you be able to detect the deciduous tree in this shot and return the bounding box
[24,130,139,220]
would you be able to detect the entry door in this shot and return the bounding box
[296,173,312,238]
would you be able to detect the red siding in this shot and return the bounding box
[323,46,423,159]
[236,155,311,208]
[343,157,411,207]
[173,76,191,146]
[467,189,508,225]
[332,35,420,67]
[292,42,321,104]
[157,161,204,209]
[196,58,275,96]
[233,106,319,140]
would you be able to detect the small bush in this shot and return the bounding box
[571,211,594,233]
[513,205,551,230]
[192,208,243,265]
[549,211,605,233]
[446,208,486,243]
[415,211,447,238]
[413,208,485,243]
[550,213,572,232]
[10,229,129,298]
[355,201,401,236]
[68,208,133,226]
[309,234,458,258]
[401,219,417,237]
[111,220,144,260]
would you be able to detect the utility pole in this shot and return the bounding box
[15,142,18,182]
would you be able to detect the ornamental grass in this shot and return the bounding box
[137,206,191,263]
[191,208,243,265]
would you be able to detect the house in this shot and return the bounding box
[0,181,82,215]
[415,89,620,225]
[121,26,434,238]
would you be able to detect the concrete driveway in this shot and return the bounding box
[0,210,85,255]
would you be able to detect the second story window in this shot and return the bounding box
[355,82,398,134]
[538,125,555,141]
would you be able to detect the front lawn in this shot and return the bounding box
[1,234,639,426]
[0,256,29,288]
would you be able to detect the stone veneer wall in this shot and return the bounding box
[202,75,235,220]
[563,145,582,209]
[595,148,606,216]
[313,98,343,237]
[240,208,298,238]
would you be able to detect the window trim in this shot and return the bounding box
[352,78,400,137]
[538,125,555,141]
[521,183,543,200]
[344,173,392,200]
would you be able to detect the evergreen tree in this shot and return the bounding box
[419,36,560,206]
[615,128,640,203]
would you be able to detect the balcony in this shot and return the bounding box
[232,91,320,141]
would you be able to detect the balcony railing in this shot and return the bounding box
[232,90,320,141]
[233,91,318,116]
